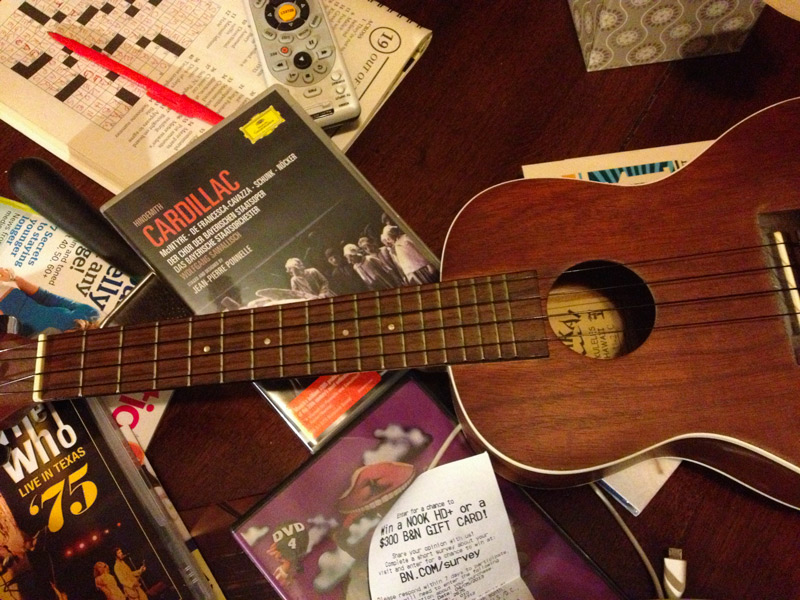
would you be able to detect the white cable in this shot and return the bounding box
[589,482,666,599]
[664,548,687,599]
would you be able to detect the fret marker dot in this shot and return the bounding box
[388,323,396,331]
[342,329,350,336]
[264,338,271,345]
[203,345,211,353]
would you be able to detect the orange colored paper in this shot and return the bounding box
[287,372,381,438]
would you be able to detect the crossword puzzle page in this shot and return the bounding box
[0,0,264,192]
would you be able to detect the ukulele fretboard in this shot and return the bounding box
[28,271,547,401]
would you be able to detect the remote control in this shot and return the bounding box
[245,0,360,128]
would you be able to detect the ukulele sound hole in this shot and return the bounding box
[546,260,655,359]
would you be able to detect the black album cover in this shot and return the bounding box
[0,400,207,599]
[101,86,438,315]
[101,87,439,451]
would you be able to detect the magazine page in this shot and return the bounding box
[325,0,432,150]
[0,196,135,337]
[0,0,431,193]
[232,376,623,600]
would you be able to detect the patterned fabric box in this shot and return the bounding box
[568,0,765,71]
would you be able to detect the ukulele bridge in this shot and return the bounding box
[760,210,800,363]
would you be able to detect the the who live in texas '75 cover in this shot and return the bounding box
[0,400,201,600]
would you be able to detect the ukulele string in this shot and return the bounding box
[0,239,792,366]
[7,253,794,364]
[2,288,799,399]
[0,235,789,364]
[1,236,798,397]
[4,305,799,400]
[0,262,790,366]
[0,259,793,362]
[531,239,796,286]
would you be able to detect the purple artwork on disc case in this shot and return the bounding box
[232,376,623,600]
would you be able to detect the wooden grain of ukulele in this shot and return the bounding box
[2,98,799,507]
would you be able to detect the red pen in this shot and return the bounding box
[48,31,224,125]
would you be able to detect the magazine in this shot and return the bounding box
[0,0,431,193]
[101,86,440,451]
[0,398,212,599]
[231,375,624,600]
[0,194,224,596]
[0,195,135,336]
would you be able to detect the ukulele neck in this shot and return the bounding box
[26,271,547,402]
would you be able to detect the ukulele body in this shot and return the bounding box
[441,98,800,507]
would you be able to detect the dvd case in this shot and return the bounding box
[101,87,440,453]
[231,375,624,600]
[0,398,212,599]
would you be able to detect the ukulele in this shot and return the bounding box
[2,98,799,508]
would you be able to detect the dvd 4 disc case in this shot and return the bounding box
[0,398,212,599]
[231,375,624,600]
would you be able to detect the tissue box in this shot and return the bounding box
[568,0,765,71]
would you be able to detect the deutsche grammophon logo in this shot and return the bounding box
[240,106,285,144]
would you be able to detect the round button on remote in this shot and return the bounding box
[294,51,312,69]
[276,2,298,22]
[265,0,310,31]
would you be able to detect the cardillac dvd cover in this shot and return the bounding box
[102,87,439,452]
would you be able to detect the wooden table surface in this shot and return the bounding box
[3,3,800,598]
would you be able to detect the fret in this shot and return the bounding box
[155,320,193,390]
[399,286,427,366]
[379,288,405,369]
[219,313,225,384]
[495,275,518,358]
[116,326,124,394]
[191,314,224,386]
[79,329,86,396]
[356,292,383,371]
[376,292,386,371]
[81,328,127,396]
[354,296,362,373]
[329,297,337,373]
[332,296,360,372]
[473,277,501,360]
[36,334,79,397]
[505,272,549,358]
[417,286,446,364]
[154,322,159,388]
[397,288,407,367]
[120,323,158,394]
[305,304,311,375]
[220,310,253,383]
[250,310,255,380]
[440,284,472,363]
[252,304,283,380]
[307,301,335,373]
[279,304,284,378]
[435,284,457,363]
[187,317,193,387]
[280,303,310,376]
